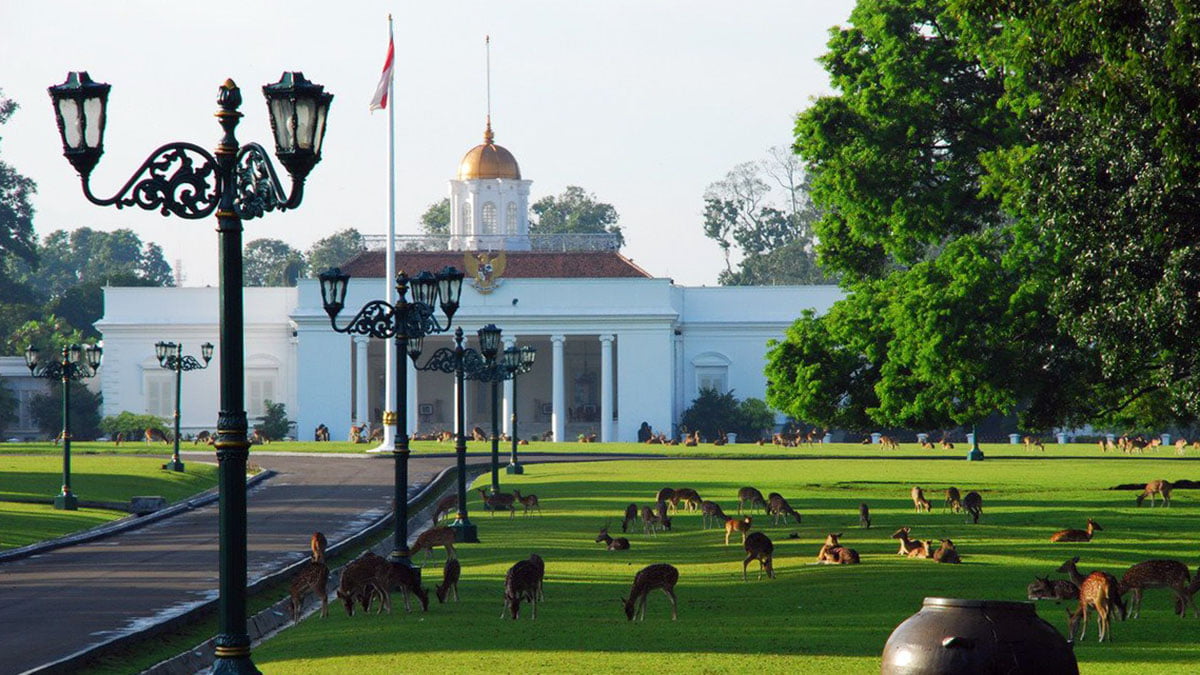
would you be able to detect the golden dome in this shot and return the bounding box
[457,119,521,180]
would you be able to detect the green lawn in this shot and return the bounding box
[253,453,1200,674]
[0,455,219,550]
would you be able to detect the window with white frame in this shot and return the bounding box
[461,202,473,231]
[692,352,731,396]
[145,376,174,418]
[247,376,276,419]
[481,202,497,234]
[506,202,518,234]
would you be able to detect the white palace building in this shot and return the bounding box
[86,124,841,443]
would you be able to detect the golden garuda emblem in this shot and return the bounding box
[464,251,506,294]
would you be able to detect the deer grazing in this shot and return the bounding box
[621,503,639,533]
[766,492,802,525]
[742,531,775,581]
[1050,518,1102,543]
[1067,571,1121,642]
[655,487,676,505]
[859,502,871,529]
[527,553,546,601]
[622,563,679,621]
[193,430,214,445]
[1023,436,1045,451]
[700,500,730,529]
[595,525,631,551]
[879,435,899,450]
[641,505,668,535]
[931,539,960,564]
[910,486,931,513]
[378,559,429,613]
[410,526,458,562]
[1119,559,1195,618]
[477,488,517,517]
[737,486,766,514]
[289,559,329,622]
[724,516,753,546]
[501,558,542,619]
[336,552,389,616]
[944,486,962,513]
[144,427,170,444]
[962,491,983,524]
[891,527,931,558]
[817,532,860,564]
[1057,556,1127,621]
[1027,576,1080,603]
[1135,479,1172,507]
[435,557,460,603]
[432,493,458,525]
[670,487,702,512]
[511,489,542,516]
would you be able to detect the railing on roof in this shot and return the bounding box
[360,233,621,253]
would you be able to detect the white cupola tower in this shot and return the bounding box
[449,118,533,251]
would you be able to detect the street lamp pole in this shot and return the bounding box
[506,345,536,474]
[156,341,214,472]
[318,267,463,565]
[49,71,331,675]
[25,343,102,510]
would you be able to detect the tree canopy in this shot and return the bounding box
[244,238,306,286]
[419,198,451,236]
[305,228,365,274]
[530,186,623,246]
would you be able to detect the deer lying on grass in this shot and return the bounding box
[961,491,983,524]
[1067,571,1121,642]
[944,487,962,513]
[683,431,699,447]
[737,487,766,514]
[1028,576,1080,603]
[940,438,955,450]
[1120,559,1194,618]
[472,426,488,442]
[641,505,668,535]
[700,500,730,529]
[621,503,639,533]
[502,559,542,619]
[910,486,931,512]
[144,427,170,444]
[512,489,542,516]
[1135,479,1172,507]
[766,492,802,525]
[249,429,269,445]
[724,516,753,546]
[1050,519,1102,543]
[435,557,460,603]
[859,502,871,529]
[742,531,775,580]
[1058,556,1126,621]
[891,527,931,558]
[622,563,679,621]
[817,533,860,564]
[932,539,960,564]
[477,488,517,517]
[595,525,631,551]
[410,526,457,562]
[432,494,458,525]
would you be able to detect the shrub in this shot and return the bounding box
[681,388,778,442]
[258,400,291,440]
[29,382,103,440]
[100,411,170,438]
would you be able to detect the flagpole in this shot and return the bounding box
[374,14,398,452]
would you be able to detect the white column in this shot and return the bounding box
[551,335,566,442]
[502,336,516,436]
[599,334,614,442]
[354,336,369,427]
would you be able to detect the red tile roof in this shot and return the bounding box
[338,250,653,279]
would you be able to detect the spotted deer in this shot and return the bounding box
[249,428,269,445]
[432,493,458,525]
[817,532,860,564]
[378,560,430,613]
[288,560,329,622]
[737,486,766,514]
[501,559,542,619]
[655,488,676,505]
[477,487,516,517]
[641,505,667,535]
[879,435,899,450]
[910,486,931,513]
[931,539,960,564]
[410,526,458,562]
[891,527,930,558]
[527,553,545,601]
[512,489,542,516]
[1050,519,1102,543]
[435,557,460,603]
[655,500,674,531]
[1135,480,1172,507]
[193,430,214,445]
[962,491,983,524]
[336,552,389,616]
[1027,576,1080,603]
[1023,436,1045,451]
[472,426,488,442]
[1119,559,1194,618]
[622,563,679,621]
[1067,571,1121,642]
[671,487,702,512]
[310,531,327,565]
[766,492,801,525]
[944,487,962,513]
[859,502,871,529]
[621,503,639,533]
[595,525,631,551]
[742,531,775,581]
[1057,557,1126,620]
[700,500,730,529]
[724,516,752,546]
[144,427,170,444]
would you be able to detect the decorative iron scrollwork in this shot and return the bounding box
[163,355,210,372]
[29,361,98,382]
[233,143,291,220]
[341,300,397,339]
[417,347,459,374]
[83,142,219,219]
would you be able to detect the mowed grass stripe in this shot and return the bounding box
[253,456,1200,674]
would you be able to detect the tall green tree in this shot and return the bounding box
[0,91,42,353]
[419,198,451,236]
[306,228,364,274]
[244,238,306,286]
[530,186,624,246]
[30,381,102,441]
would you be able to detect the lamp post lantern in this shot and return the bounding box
[318,266,463,565]
[49,71,331,675]
[25,343,102,510]
[505,345,537,474]
[155,341,214,471]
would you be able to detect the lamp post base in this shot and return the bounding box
[387,550,420,575]
[54,492,79,510]
[165,459,186,472]
[506,463,524,474]
[449,520,479,543]
[966,446,985,461]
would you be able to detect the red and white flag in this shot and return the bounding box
[369,28,394,111]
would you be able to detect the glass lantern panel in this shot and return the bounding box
[83,96,105,148]
[269,98,295,151]
[313,104,328,155]
[295,99,316,150]
[57,99,82,149]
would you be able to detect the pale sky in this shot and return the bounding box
[1,1,856,287]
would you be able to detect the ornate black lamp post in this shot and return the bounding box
[967,423,985,461]
[411,325,503,543]
[504,345,537,474]
[317,267,463,566]
[48,70,331,675]
[25,343,102,510]
[155,341,214,472]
